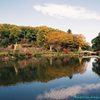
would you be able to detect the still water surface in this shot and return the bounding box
[0,56,100,100]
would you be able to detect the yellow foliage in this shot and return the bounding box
[73,34,89,48]
[35,25,89,48]
[46,31,73,45]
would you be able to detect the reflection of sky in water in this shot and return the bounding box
[0,58,100,100]
[36,58,100,100]
[82,58,96,77]
[86,58,95,71]
[36,83,100,100]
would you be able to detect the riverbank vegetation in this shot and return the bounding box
[0,23,92,59]
[0,24,89,48]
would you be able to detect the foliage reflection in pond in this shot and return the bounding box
[92,58,100,77]
[0,56,88,86]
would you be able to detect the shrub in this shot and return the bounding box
[63,48,69,52]
[0,55,5,58]
[8,55,12,58]
[65,51,70,54]
[73,49,78,53]
[34,52,43,55]
[20,52,26,56]
[0,53,5,56]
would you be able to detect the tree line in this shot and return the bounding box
[0,23,89,50]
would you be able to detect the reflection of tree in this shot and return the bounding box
[92,58,100,77]
[86,58,91,62]
[37,57,87,82]
[78,57,91,64]
[0,66,39,86]
[63,58,69,62]
[69,75,73,79]
[0,57,88,86]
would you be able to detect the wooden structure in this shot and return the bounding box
[78,46,97,56]
[78,46,83,53]
[81,51,97,55]
[78,55,100,64]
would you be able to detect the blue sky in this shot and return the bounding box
[0,0,100,45]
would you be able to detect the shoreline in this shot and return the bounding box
[0,52,79,61]
[1,51,99,61]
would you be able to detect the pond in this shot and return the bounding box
[0,56,100,100]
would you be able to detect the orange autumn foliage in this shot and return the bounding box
[73,34,89,48]
[36,26,89,48]
[46,31,73,45]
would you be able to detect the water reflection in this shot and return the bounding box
[36,83,100,100]
[0,56,89,86]
[92,58,100,77]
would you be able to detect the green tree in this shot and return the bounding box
[9,26,21,43]
[82,45,92,51]
[0,27,10,39]
[0,38,9,47]
[20,26,27,38]
[20,26,36,43]
[36,26,51,47]
[91,33,100,51]
[67,29,72,34]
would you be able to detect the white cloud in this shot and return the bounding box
[36,83,100,100]
[33,3,100,20]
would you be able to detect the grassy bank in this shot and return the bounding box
[0,51,79,61]
[34,51,78,56]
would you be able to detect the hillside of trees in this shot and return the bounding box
[0,23,89,51]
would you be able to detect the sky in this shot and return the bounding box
[0,0,100,45]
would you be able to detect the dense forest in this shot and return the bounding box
[0,23,90,51]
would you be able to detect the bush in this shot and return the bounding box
[20,52,26,56]
[0,53,5,56]
[9,52,13,56]
[0,55,5,58]
[34,52,43,55]
[8,55,12,58]
[65,51,70,54]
